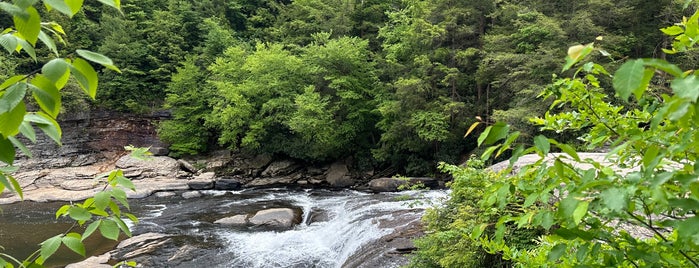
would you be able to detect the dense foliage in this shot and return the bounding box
[0,1,141,267]
[412,1,699,267]
[4,0,698,174]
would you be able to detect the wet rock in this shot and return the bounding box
[214,214,249,226]
[182,191,202,199]
[113,233,172,260]
[249,208,302,228]
[326,161,353,188]
[367,178,408,192]
[178,159,198,173]
[155,191,177,198]
[214,177,242,190]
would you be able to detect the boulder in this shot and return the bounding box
[149,147,169,156]
[248,154,273,169]
[214,177,242,190]
[245,174,301,187]
[154,191,177,198]
[214,214,249,226]
[249,208,301,228]
[178,159,198,173]
[261,160,299,177]
[326,161,354,188]
[188,172,215,190]
[368,178,409,192]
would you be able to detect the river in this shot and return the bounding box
[0,189,448,267]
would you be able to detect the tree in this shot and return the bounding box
[0,1,141,267]
[462,3,699,266]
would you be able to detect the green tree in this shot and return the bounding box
[462,4,699,266]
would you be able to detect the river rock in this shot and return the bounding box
[326,161,354,188]
[367,178,409,192]
[149,147,169,156]
[188,172,215,190]
[249,208,301,228]
[113,233,173,260]
[214,177,242,190]
[245,174,301,187]
[214,214,249,226]
[261,160,300,177]
[155,191,177,198]
[178,159,198,173]
[182,191,202,199]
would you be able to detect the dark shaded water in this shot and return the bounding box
[0,189,447,267]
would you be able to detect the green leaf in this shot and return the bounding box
[613,59,647,101]
[14,37,36,60]
[55,204,70,219]
[99,219,120,240]
[125,213,138,224]
[43,0,73,16]
[96,0,121,10]
[0,75,25,91]
[671,75,699,102]
[64,0,84,16]
[555,142,580,161]
[25,113,62,145]
[0,83,27,113]
[18,122,36,141]
[563,43,594,71]
[82,220,101,241]
[13,6,40,45]
[62,233,85,256]
[481,145,501,161]
[94,191,110,211]
[483,122,509,145]
[534,135,550,155]
[40,235,62,262]
[661,25,685,36]
[548,243,567,262]
[0,101,25,139]
[470,223,488,240]
[600,188,627,213]
[70,58,98,99]
[113,216,132,237]
[0,137,15,165]
[0,34,18,54]
[115,176,135,191]
[37,31,58,56]
[6,174,23,200]
[30,75,61,118]
[67,206,91,221]
[572,201,589,225]
[76,49,120,72]
[9,136,31,158]
[643,58,684,77]
[42,58,70,88]
[677,216,699,244]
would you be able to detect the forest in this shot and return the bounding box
[4,0,694,176]
[3,0,699,267]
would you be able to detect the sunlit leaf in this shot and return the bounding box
[99,219,119,240]
[62,233,85,256]
[70,58,98,99]
[13,6,40,45]
[613,59,647,101]
[40,235,62,262]
[76,49,120,73]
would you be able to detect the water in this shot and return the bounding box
[1,189,448,268]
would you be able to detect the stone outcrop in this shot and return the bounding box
[326,161,353,188]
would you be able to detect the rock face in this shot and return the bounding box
[326,161,353,188]
[116,155,180,179]
[249,208,302,228]
[367,177,438,192]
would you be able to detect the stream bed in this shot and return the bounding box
[0,189,447,267]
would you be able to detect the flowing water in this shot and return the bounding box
[0,189,448,267]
